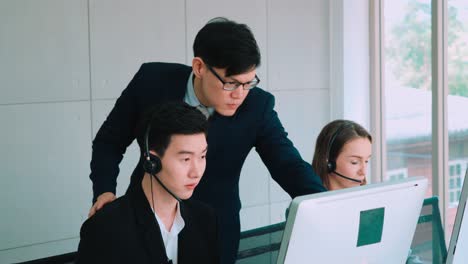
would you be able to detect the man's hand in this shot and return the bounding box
[88,192,116,218]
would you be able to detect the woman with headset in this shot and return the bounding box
[312,119,372,190]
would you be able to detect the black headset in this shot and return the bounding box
[143,122,162,175]
[142,120,182,203]
[326,122,353,173]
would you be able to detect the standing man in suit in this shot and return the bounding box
[88,17,326,264]
[78,102,218,264]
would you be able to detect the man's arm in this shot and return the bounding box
[255,94,326,197]
[89,66,144,203]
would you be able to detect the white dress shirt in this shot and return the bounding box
[154,203,185,264]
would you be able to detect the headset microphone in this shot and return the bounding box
[325,121,362,184]
[143,122,182,203]
[150,170,182,203]
[332,171,362,183]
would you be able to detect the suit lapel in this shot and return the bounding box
[177,203,192,264]
[130,181,169,263]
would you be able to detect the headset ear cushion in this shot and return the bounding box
[327,161,336,173]
[143,153,162,175]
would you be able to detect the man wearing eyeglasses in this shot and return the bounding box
[88,17,326,264]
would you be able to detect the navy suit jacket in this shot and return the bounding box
[77,181,219,264]
[89,62,326,262]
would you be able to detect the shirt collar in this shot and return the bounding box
[184,72,214,116]
[154,202,185,235]
[171,202,185,235]
[153,202,184,264]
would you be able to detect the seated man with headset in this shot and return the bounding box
[76,102,219,264]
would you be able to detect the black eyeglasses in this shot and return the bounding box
[207,65,260,91]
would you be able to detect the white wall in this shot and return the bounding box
[330,0,370,126]
[0,0,333,262]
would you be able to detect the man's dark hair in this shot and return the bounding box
[139,101,208,157]
[193,17,261,76]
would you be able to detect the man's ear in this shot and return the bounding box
[192,57,205,78]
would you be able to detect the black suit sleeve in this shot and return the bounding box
[76,218,108,264]
[255,94,326,197]
[208,208,220,264]
[179,200,220,264]
[89,66,143,202]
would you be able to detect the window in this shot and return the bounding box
[388,168,409,181]
[383,0,432,193]
[377,0,468,241]
[447,0,468,237]
[448,160,467,208]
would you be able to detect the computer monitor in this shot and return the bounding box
[277,177,428,264]
[446,168,468,264]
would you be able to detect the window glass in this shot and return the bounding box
[447,0,468,237]
[384,0,432,198]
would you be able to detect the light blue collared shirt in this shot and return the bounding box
[183,72,214,117]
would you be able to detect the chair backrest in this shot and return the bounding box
[408,196,447,264]
[16,252,76,264]
[236,222,286,264]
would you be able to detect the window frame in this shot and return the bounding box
[369,0,450,235]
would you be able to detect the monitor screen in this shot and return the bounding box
[446,168,468,264]
[277,177,428,264]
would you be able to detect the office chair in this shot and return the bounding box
[16,252,76,264]
[408,196,447,264]
[236,221,286,264]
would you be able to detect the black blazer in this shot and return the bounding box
[89,62,326,262]
[76,182,219,264]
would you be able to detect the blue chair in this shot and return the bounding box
[408,196,447,264]
[236,222,286,264]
